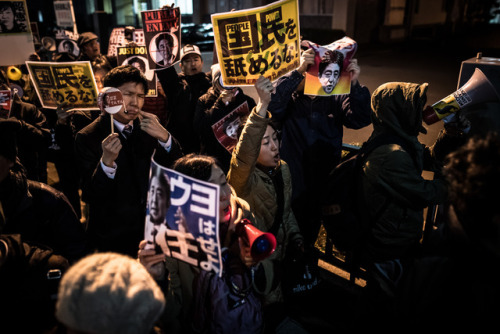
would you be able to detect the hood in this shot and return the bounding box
[370,82,429,140]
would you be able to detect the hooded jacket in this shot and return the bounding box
[361,82,448,262]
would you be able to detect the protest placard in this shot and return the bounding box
[144,160,223,276]
[55,29,79,58]
[26,60,98,110]
[141,7,181,70]
[0,0,34,66]
[0,89,11,119]
[212,101,250,153]
[107,27,145,57]
[53,0,76,30]
[117,45,157,96]
[211,0,300,86]
[303,36,357,96]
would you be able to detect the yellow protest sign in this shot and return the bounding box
[211,0,300,86]
[26,61,98,110]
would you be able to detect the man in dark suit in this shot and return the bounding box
[75,65,183,257]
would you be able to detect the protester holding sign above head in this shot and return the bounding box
[228,76,307,334]
[74,65,183,257]
[267,44,371,252]
[156,43,211,154]
[194,63,256,173]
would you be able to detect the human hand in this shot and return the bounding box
[101,133,122,167]
[297,48,315,74]
[238,237,257,268]
[139,110,170,142]
[347,58,360,85]
[255,76,274,114]
[220,88,238,106]
[443,110,471,135]
[138,240,166,280]
[56,101,74,125]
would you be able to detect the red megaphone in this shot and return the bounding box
[236,219,276,262]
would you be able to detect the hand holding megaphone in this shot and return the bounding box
[236,219,276,263]
[423,68,500,125]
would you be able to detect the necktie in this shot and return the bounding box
[122,124,133,139]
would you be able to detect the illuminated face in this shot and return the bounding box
[158,38,171,64]
[207,165,232,224]
[257,125,280,168]
[0,7,14,30]
[319,63,340,94]
[180,54,203,76]
[83,39,100,61]
[225,117,241,139]
[94,70,106,92]
[113,81,145,124]
[148,175,169,224]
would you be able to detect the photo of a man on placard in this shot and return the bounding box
[151,32,177,67]
[318,50,344,94]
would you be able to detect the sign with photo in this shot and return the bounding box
[303,36,357,96]
[211,0,300,86]
[117,45,157,97]
[141,7,181,70]
[212,101,250,153]
[0,0,34,66]
[26,60,99,110]
[144,160,223,276]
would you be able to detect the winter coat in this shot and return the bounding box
[74,113,183,257]
[194,86,256,173]
[268,69,372,201]
[360,82,448,262]
[156,66,212,154]
[227,108,302,305]
[159,191,259,334]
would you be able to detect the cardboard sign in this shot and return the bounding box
[144,160,223,276]
[212,101,250,153]
[0,89,11,119]
[304,36,357,96]
[141,7,181,70]
[53,0,76,29]
[117,45,157,97]
[26,60,99,109]
[211,0,300,86]
[107,27,145,57]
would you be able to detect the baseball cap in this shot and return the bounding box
[180,44,202,61]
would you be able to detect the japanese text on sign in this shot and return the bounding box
[211,0,300,86]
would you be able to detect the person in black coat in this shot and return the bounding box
[0,118,87,264]
[194,64,256,173]
[75,65,183,257]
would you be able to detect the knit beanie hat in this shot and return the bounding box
[55,252,165,334]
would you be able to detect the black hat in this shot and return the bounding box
[77,32,98,48]
[0,118,21,162]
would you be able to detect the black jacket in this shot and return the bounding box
[75,113,183,256]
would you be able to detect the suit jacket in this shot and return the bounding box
[75,113,183,256]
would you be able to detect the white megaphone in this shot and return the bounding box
[41,36,57,52]
[423,68,500,125]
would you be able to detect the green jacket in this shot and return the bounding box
[361,82,448,261]
[228,108,302,305]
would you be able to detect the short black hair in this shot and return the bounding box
[318,50,344,75]
[102,65,148,93]
[172,154,222,182]
[128,56,146,72]
[155,33,174,49]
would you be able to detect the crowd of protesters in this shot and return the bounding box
[1,12,499,334]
